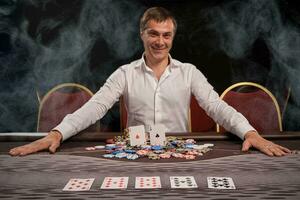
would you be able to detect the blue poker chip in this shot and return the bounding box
[151,145,163,150]
[115,152,127,158]
[185,144,194,149]
[124,149,136,154]
[112,150,124,155]
[171,141,178,146]
[105,146,116,150]
[103,154,115,158]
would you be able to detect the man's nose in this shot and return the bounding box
[155,35,164,45]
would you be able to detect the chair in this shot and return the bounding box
[278,87,291,122]
[37,83,100,132]
[189,95,216,132]
[119,95,216,132]
[216,82,282,133]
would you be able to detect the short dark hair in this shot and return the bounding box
[140,7,177,34]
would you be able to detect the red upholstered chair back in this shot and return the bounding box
[37,83,99,132]
[217,82,282,133]
[119,95,216,132]
[189,95,216,132]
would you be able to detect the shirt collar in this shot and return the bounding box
[134,53,179,72]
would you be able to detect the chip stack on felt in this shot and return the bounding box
[85,124,214,160]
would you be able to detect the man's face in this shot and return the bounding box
[141,19,175,64]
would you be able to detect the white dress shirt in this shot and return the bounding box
[54,55,255,141]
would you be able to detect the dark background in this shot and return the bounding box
[0,0,299,132]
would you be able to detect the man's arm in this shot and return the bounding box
[242,130,291,156]
[9,130,62,156]
[190,66,291,156]
[9,67,126,156]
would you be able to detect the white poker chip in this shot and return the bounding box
[193,145,206,150]
[85,147,96,151]
[203,143,214,147]
[106,144,116,147]
[94,145,105,149]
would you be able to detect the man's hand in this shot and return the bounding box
[9,130,62,156]
[242,131,291,156]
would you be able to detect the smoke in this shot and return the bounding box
[0,0,144,132]
[204,0,300,130]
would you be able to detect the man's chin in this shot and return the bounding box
[151,51,168,59]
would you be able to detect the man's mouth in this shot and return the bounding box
[151,46,166,51]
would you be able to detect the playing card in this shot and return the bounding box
[128,125,146,146]
[63,178,95,191]
[135,176,161,189]
[149,124,166,146]
[207,177,236,189]
[170,176,198,188]
[101,177,129,189]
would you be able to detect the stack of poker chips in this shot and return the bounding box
[98,137,214,160]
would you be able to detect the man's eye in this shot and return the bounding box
[163,34,172,39]
[148,32,158,37]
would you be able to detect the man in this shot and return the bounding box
[9,7,290,157]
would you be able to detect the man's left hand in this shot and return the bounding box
[242,131,291,156]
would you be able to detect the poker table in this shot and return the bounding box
[0,131,300,200]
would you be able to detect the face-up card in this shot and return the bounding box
[170,176,198,188]
[207,177,236,189]
[149,124,166,146]
[63,178,95,191]
[128,125,146,146]
[101,177,129,189]
[135,176,161,189]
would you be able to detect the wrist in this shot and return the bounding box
[244,130,259,140]
[49,130,63,142]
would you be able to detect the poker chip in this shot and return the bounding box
[112,150,124,155]
[172,153,184,158]
[176,148,185,153]
[184,155,196,160]
[151,145,163,150]
[125,149,136,154]
[101,134,214,161]
[85,147,96,151]
[115,152,127,158]
[185,139,196,144]
[159,153,171,159]
[185,144,194,149]
[136,150,149,156]
[203,143,214,147]
[105,145,116,150]
[103,154,115,158]
[141,145,152,150]
[193,145,206,150]
[94,145,105,149]
[186,150,199,155]
[126,154,139,160]
[153,150,165,154]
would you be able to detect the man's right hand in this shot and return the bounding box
[9,130,62,156]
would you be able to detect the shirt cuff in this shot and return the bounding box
[232,121,257,140]
[52,122,76,142]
